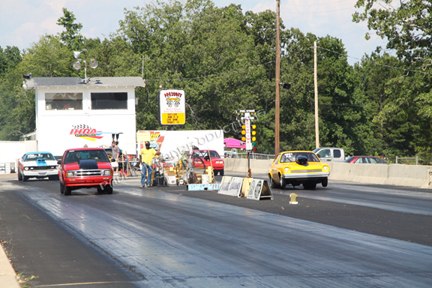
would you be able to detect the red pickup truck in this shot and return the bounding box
[190,149,224,176]
[58,148,114,195]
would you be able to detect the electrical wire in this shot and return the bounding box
[316,45,432,75]
[140,44,431,85]
[144,60,275,83]
[285,0,353,7]
[284,7,355,14]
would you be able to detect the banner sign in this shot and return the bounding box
[218,176,243,197]
[187,184,220,191]
[247,179,273,200]
[159,90,186,125]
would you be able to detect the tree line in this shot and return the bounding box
[0,0,431,161]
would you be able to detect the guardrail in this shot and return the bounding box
[230,153,275,160]
[396,156,420,165]
[224,158,432,189]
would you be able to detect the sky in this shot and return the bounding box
[0,0,391,66]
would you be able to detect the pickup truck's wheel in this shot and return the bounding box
[104,185,113,194]
[60,182,64,194]
[303,182,317,190]
[18,170,22,181]
[63,184,71,196]
[23,175,28,182]
[49,175,59,181]
[219,169,224,176]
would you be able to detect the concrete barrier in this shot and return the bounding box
[223,157,235,172]
[328,162,389,185]
[226,158,432,189]
[225,158,272,175]
[387,164,432,188]
[329,162,432,188]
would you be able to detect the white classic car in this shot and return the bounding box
[18,152,59,181]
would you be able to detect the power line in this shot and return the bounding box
[143,45,431,84]
[144,60,274,83]
[144,47,314,83]
[316,45,432,75]
[284,7,355,14]
[285,0,352,6]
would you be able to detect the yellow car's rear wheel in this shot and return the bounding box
[269,176,278,188]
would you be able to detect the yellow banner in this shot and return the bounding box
[161,113,185,125]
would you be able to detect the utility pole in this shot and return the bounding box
[314,41,320,148]
[275,0,281,155]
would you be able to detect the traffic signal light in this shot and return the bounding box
[239,123,246,142]
[251,124,257,146]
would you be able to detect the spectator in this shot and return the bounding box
[139,141,160,188]
[102,141,120,175]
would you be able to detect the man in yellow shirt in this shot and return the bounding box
[139,141,160,188]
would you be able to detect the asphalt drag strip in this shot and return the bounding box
[145,183,432,247]
[0,191,142,288]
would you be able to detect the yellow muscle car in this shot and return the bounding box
[268,150,330,189]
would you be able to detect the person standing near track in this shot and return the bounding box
[139,141,160,188]
[102,141,120,175]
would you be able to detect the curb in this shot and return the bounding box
[0,244,20,288]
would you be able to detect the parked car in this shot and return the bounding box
[268,150,330,189]
[344,156,387,164]
[224,151,239,158]
[312,147,346,162]
[58,148,114,195]
[190,150,224,176]
[17,152,59,181]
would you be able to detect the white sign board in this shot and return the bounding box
[247,179,273,200]
[159,90,186,125]
[218,176,243,197]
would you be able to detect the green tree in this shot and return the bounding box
[353,0,432,160]
[275,29,358,154]
[0,46,22,77]
[0,72,35,140]
[0,36,72,140]
[18,35,73,77]
[353,0,432,61]
[57,7,84,51]
[352,52,404,156]
[118,0,268,137]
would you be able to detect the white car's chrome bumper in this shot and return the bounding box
[23,170,58,177]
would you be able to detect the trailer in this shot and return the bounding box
[136,130,224,161]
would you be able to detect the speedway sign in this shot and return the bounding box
[159,90,186,125]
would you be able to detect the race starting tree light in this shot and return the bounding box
[239,124,247,142]
[236,109,257,177]
[236,110,257,151]
[251,123,257,147]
